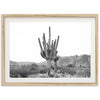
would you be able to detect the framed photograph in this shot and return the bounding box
[2,14,98,86]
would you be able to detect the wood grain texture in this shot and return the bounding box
[1,14,98,18]
[1,15,5,86]
[1,14,98,86]
[95,15,98,86]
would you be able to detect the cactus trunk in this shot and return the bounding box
[46,60,52,68]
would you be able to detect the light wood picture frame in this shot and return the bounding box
[1,14,98,86]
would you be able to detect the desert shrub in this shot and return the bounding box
[76,70,85,77]
[69,69,76,75]
[55,65,76,76]
[10,65,19,77]
[66,64,75,68]
[64,64,91,77]
[64,65,76,76]
[37,64,48,74]
[19,64,39,77]
[58,68,64,74]
[31,63,38,67]
[67,68,76,75]
[76,68,90,77]
[18,65,29,77]
[39,68,48,74]
[84,69,90,77]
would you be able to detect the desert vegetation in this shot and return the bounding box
[10,55,90,78]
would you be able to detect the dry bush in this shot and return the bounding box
[10,65,20,77]
[10,62,90,78]
[10,63,39,78]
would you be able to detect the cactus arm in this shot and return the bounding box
[46,43,49,59]
[54,39,56,48]
[53,39,57,58]
[41,52,45,58]
[43,33,46,52]
[48,27,51,49]
[52,40,55,59]
[43,33,48,59]
[56,35,59,50]
[49,40,53,60]
[38,38,43,52]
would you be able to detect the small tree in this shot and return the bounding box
[38,27,60,77]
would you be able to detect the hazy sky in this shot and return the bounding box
[7,18,95,62]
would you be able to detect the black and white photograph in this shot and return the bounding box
[10,26,91,78]
[2,14,98,85]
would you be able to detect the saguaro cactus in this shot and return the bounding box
[38,27,60,77]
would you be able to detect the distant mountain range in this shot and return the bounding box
[58,54,90,67]
[10,54,90,68]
